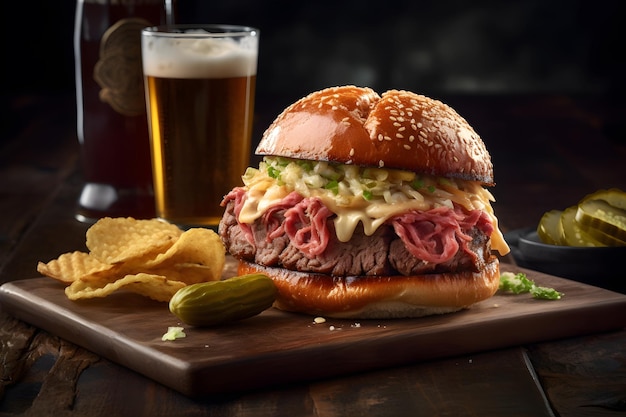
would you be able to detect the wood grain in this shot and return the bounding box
[1,263,624,397]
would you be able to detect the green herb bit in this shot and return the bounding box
[324,180,339,195]
[410,178,424,190]
[499,272,563,300]
[362,189,373,200]
[267,166,281,180]
[162,326,186,341]
[530,286,563,300]
[499,272,535,294]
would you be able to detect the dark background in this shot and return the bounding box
[2,0,624,100]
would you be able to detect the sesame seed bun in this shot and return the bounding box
[256,85,494,185]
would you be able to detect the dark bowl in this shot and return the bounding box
[505,228,626,294]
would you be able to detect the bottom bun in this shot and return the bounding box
[237,257,501,319]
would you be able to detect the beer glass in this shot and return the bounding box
[141,25,258,227]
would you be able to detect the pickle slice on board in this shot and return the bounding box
[559,206,606,247]
[575,199,626,245]
[537,210,564,245]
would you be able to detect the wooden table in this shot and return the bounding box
[1,92,625,416]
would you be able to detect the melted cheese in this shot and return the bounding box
[326,198,430,242]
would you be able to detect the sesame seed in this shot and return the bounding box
[384,136,392,141]
[417,122,423,128]
[378,134,384,141]
[396,133,404,138]
[393,122,401,127]
[390,116,397,121]
[409,135,415,142]
[403,144,411,150]
[398,126,406,131]
[419,131,428,138]
[379,160,385,168]
[349,148,355,156]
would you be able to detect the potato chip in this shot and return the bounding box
[144,228,225,282]
[39,217,227,303]
[145,263,220,285]
[86,217,183,264]
[37,251,114,283]
[76,261,217,286]
[65,273,186,302]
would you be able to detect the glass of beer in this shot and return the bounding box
[141,25,258,227]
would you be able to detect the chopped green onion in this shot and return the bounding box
[410,178,424,190]
[530,286,563,300]
[324,180,339,195]
[162,326,186,341]
[267,166,280,179]
[499,272,563,300]
[362,189,373,200]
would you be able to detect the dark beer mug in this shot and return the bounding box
[74,0,176,222]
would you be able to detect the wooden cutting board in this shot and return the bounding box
[1,262,625,398]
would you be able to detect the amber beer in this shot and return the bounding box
[142,25,258,227]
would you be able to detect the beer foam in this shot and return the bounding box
[142,35,257,79]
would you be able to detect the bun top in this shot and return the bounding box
[256,86,494,185]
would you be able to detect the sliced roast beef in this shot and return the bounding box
[219,188,493,277]
[388,228,490,275]
[278,222,395,276]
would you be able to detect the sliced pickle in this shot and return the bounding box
[537,210,564,245]
[575,199,626,245]
[580,188,626,210]
[559,206,606,247]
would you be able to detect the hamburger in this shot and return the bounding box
[219,86,510,319]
